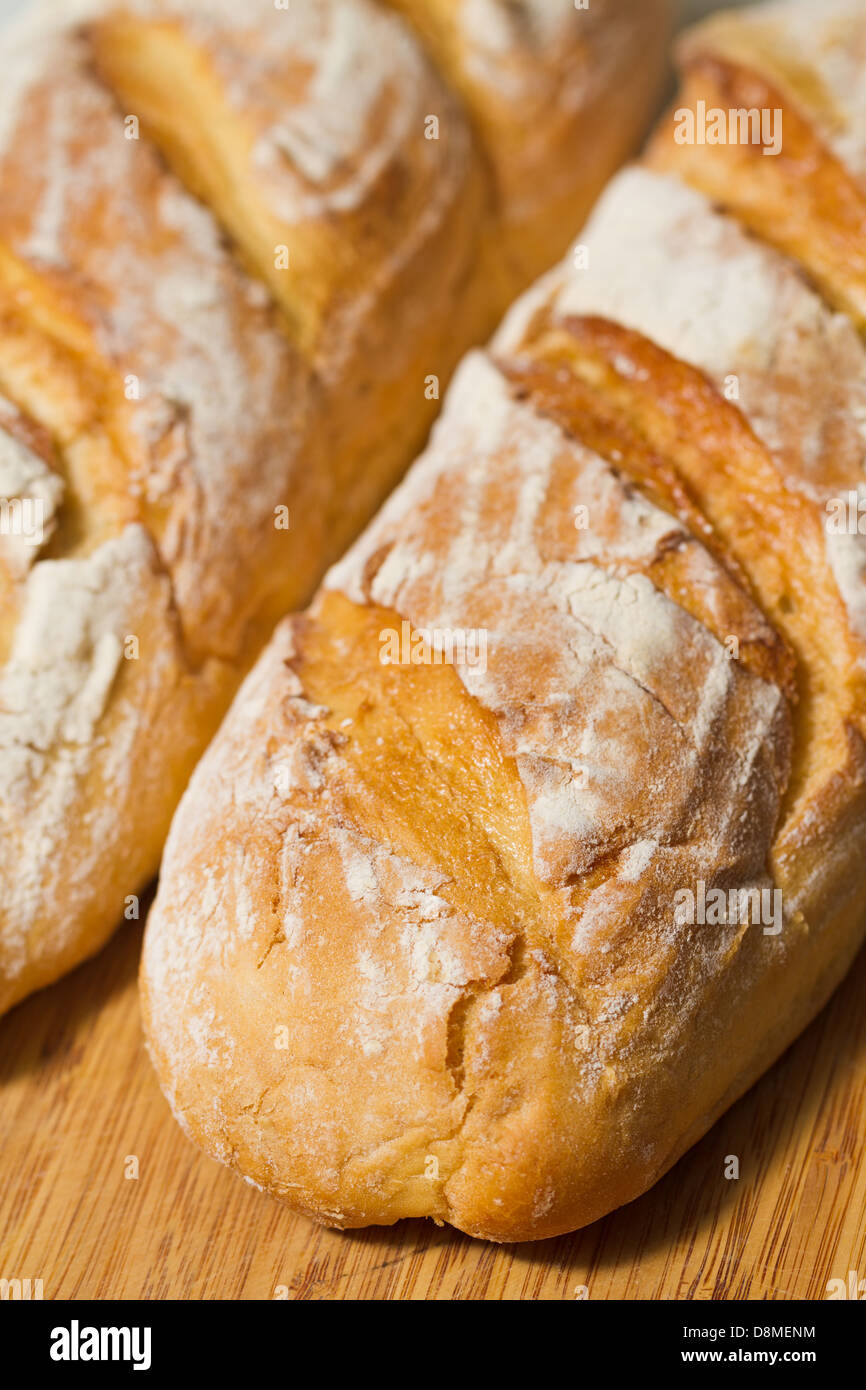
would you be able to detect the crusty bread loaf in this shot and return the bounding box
[0,0,671,1014]
[141,0,866,1241]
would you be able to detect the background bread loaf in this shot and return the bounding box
[648,0,866,328]
[0,0,671,1014]
[141,0,866,1240]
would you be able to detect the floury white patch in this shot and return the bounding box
[674,100,783,156]
[674,880,783,936]
[379,620,488,673]
[50,1320,152,1371]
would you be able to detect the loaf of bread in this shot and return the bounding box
[141,0,866,1241]
[0,0,670,1014]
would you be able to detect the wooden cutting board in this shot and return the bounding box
[1,901,864,1301]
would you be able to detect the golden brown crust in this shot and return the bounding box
[381,0,674,284]
[648,1,866,328]
[498,324,798,697]
[88,0,495,360]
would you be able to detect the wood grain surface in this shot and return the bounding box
[1,898,864,1301]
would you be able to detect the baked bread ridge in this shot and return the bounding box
[85,0,498,565]
[647,0,866,328]
[0,0,670,1014]
[379,0,674,284]
[89,0,673,299]
[141,147,866,1239]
